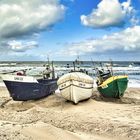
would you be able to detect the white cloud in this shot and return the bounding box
[81,0,134,28]
[58,26,140,56]
[9,40,38,52]
[0,0,65,38]
[0,40,38,52]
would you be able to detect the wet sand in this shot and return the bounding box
[0,87,140,140]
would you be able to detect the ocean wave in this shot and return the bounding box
[0,63,140,88]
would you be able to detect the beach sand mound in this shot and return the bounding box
[0,87,140,140]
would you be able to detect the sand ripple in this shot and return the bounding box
[0,87,140,140]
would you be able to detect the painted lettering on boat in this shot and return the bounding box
[14,77,23,81]
[61,83,66,88]
[79,83,85,87]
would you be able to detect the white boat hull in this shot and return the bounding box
[59,80,93,104]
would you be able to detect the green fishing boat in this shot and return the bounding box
[92,60,128,98]
[97,75,128,98]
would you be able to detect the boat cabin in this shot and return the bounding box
[97,69,112,85]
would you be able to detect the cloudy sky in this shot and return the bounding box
[0,0,140,61]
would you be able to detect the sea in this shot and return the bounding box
[0,61,140,88]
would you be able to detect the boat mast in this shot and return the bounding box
[73,61,76,71]
[51,61,55,79]
[47,55,50,67]
[91,58,97,77]
[110,59,113,76]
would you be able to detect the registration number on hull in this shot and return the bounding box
[14,77,23,81]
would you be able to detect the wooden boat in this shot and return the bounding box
[1,61,58,101]
[96,68,128,98]
[57,72,94,104]
[1,74,58,101]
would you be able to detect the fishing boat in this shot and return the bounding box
[57,72,94,104]
[96,64,128,98]
[2,74,58,101]
[1,61,58,101]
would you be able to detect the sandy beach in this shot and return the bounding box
[0,87,140,140]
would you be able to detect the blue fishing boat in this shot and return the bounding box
[2,74,58,101]
[1,61,58,101]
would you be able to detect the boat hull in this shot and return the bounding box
[58,72,94,104]
[97,76,128,98]
[59,80,93,104]
[3,78,58,101]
